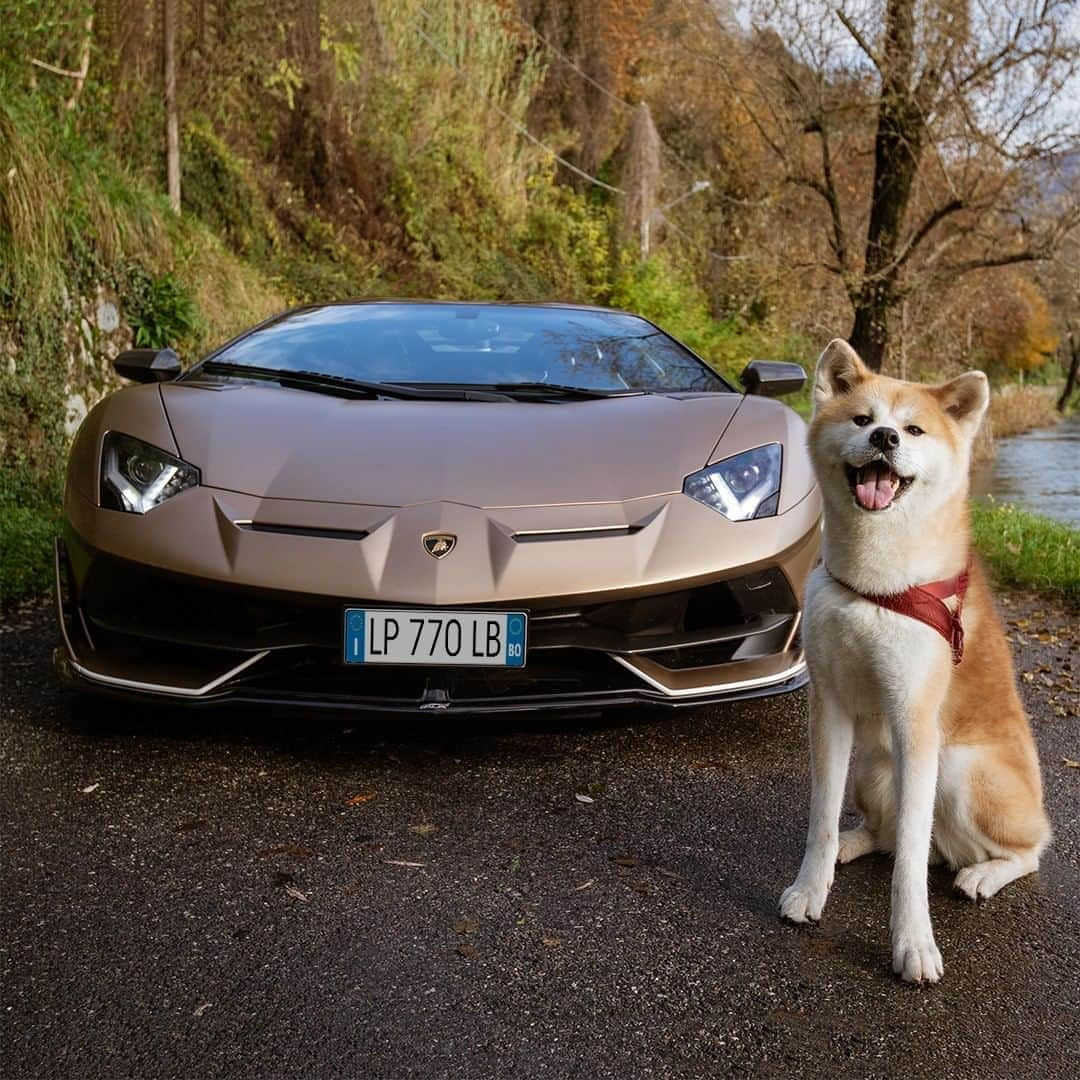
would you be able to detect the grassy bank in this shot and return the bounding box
[971,501,1079,605]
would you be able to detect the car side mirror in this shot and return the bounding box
[113,348,182,383]
[738,360,806,398]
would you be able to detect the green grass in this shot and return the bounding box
[0,468,63,607]
[971,500,1079,605]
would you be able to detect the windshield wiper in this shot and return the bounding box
[197,362,509,401]
[488,382,646,400]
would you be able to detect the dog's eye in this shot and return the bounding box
[906,425,925,436]
[852,415,872,427]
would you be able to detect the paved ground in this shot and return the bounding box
[1,594,1077,1079]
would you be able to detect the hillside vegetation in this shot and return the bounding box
[1,1,1077,603]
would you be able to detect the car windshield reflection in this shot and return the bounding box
[204,303,729,393]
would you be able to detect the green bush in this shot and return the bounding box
[181,122,277,259]
[127,268,200,348]
[0,467,62,606]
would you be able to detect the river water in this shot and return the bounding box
[971,414,1080,527]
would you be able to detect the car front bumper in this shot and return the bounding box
[55,479,820,713]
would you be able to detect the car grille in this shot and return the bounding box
[77,550,798,656]
[64,531,800,705]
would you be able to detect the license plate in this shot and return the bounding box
[343,608,527,667]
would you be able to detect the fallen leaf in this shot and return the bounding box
[574,793,594,804]
[193,1002,213,1018]
[453,917,479,935]
[542,936,562,947]
[456,942,478,959]
[1062,759,1080,769]
[384,859,426,868]
[656,868,684,881]
[284,884,309,902]
[346,793,376,805]
[610,854,640,868]
[1022,671,1035,682]
[409,823,437,836]
[81,783,99,794]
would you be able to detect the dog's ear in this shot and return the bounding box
[933,370,990,436]
[813,339,869,407]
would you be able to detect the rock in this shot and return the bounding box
[64,393,88,437]
[96,295,120,333]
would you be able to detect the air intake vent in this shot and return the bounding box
[512,525,641,544]
[236,521,369,542]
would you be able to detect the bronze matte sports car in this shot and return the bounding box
[54,301,820,713]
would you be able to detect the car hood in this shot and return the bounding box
[160,382,745,507]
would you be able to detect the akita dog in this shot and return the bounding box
[780,339,1050,983]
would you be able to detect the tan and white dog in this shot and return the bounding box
[780,339,1050,983]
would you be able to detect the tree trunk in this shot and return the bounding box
[164,0,180,213]
[64,14,94,113]
[848,0,924,371]
[848,292,890,371]
[1058,325,1080,412]
[622,103,661,256]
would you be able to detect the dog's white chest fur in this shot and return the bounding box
[803,566,949,716]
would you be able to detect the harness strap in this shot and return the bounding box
[827,565,970,665]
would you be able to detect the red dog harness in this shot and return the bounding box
[827,565,970,665]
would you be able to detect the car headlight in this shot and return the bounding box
[100,432,199,513]
[683,443,782,521]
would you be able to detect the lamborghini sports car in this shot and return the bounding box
[54,301,821,713]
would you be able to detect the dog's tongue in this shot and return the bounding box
[855,463,896,510]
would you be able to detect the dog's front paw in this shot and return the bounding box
[892,932,943,984]
[954,860,1012,901]
[779,879,829,923]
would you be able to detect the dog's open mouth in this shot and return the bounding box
[844,461,913,511]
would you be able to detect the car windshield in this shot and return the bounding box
[202,303,729,393]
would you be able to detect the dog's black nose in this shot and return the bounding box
[869,426,900,450]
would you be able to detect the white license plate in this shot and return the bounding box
[343,608,527,667]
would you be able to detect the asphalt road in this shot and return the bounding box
[2,594,1078,1080]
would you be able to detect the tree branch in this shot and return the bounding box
[814,119,850,276]
[834,9,882,72]
[940,248,1045,278]
[867,197,965,280]
[29,58,82,79]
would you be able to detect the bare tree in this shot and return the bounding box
[725,0,1080,369]
[164,0,180,213]
[1042,215,1080,409]
[622,103,662,254]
